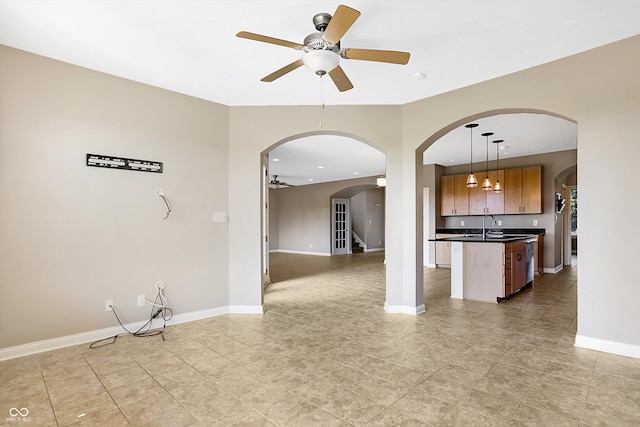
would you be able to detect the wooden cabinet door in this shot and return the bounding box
[485,169,505,214]
[441,175,455,216]
[511,249,527,292]
[504,168,523,214]
[522,166,542,214]
[454,174,469,215]
[435,241,451,265]
[468,178,486,215]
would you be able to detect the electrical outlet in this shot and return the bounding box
[460,220,464,226]
[137,295,145,307]
[497,220,502,226]
[533,219,538,226]
[155,281,165,290]
[105,299,113,312]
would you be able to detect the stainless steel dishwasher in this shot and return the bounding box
[525,238,535,285]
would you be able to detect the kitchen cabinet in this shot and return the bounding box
[441,174,469,216]
[469,169,505,215]
[435,234,464,266]
[505,241,527,296]
[504,166,542,214]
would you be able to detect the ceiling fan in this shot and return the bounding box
[236,4,410,92]
[269,175,296,188]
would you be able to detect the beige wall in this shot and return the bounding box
[269,176,379,254]
[0,46,230,348]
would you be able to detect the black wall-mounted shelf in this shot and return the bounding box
[86,154,163,173]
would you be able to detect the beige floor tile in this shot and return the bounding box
[322,389,387,426]
[521,387,585,421]
[364,408,426,426]
[108,376,166,407]
[5,253,640,427]
[253,391,319,426]
[52,391,119,427]
[509,404,579,426]
[120,391,185,426]
[436,406,506,426]
[97,364,151,390]
[390,389,452,425]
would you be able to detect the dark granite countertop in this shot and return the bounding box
[430,235,534,243]
[436,228,545,235]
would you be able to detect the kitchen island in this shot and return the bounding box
[431,233,538,303]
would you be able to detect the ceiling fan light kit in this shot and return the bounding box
[236,4,410,92]
[303,50,340,75]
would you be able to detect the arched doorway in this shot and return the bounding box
[261,132,387,305]
[416,109,577,307]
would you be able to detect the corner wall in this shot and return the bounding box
[0,46,230,349]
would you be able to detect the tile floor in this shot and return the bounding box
[2,251,640,426]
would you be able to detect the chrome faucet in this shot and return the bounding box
[482,214,497,240]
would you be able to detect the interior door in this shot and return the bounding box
[332,198,350,255]
[261,156,270,288]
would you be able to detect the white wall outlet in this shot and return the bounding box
[137,295,145,307]
[212,212,229,222]
[497,220,502,226]
[105,299,113,312]
[533,219,538,226]
[460,220,464,226]
[155,281,165,290]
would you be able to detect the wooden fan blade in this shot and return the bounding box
[261,59,304,82]
[323,5,361,45]
[328,66,354,92]
[343,48,410,64]
[236,31,303,50]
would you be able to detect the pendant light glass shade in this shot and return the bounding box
[492,139,504,193]
[465,123,479,188]
[466,172,478,187]
[481,132,493,191]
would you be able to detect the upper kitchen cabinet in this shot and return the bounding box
[504,166,543,214]
[469,169,505,215]
[441,174,469,216]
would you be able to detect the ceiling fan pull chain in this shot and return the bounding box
[319,76,325,128]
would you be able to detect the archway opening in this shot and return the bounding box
[416,109,577,309]
[261,132,387,310]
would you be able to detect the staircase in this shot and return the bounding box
[352,237,364,253]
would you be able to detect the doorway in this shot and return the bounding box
[331,198,350,255]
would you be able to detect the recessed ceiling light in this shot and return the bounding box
[308,178,314,181]
[317,166,324,169]
[448,159,455,162]
[353,172,359,175]
[272,158,280,161]
[413,72,426,79]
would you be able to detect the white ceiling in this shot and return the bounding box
[0,1,634,185]
[1,0,638,107]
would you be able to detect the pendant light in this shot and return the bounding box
[481,132,494,191]
[465,123,479,187]
[492,139,504,193]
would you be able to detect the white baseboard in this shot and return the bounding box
[228,305,264,314]
[384,303,426,315]
[425,263,437,268]
[574,335,640,360]
[0,306,238,361]
[270,249,331,256]
[544,264,563,274]
[364,247,385,253]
